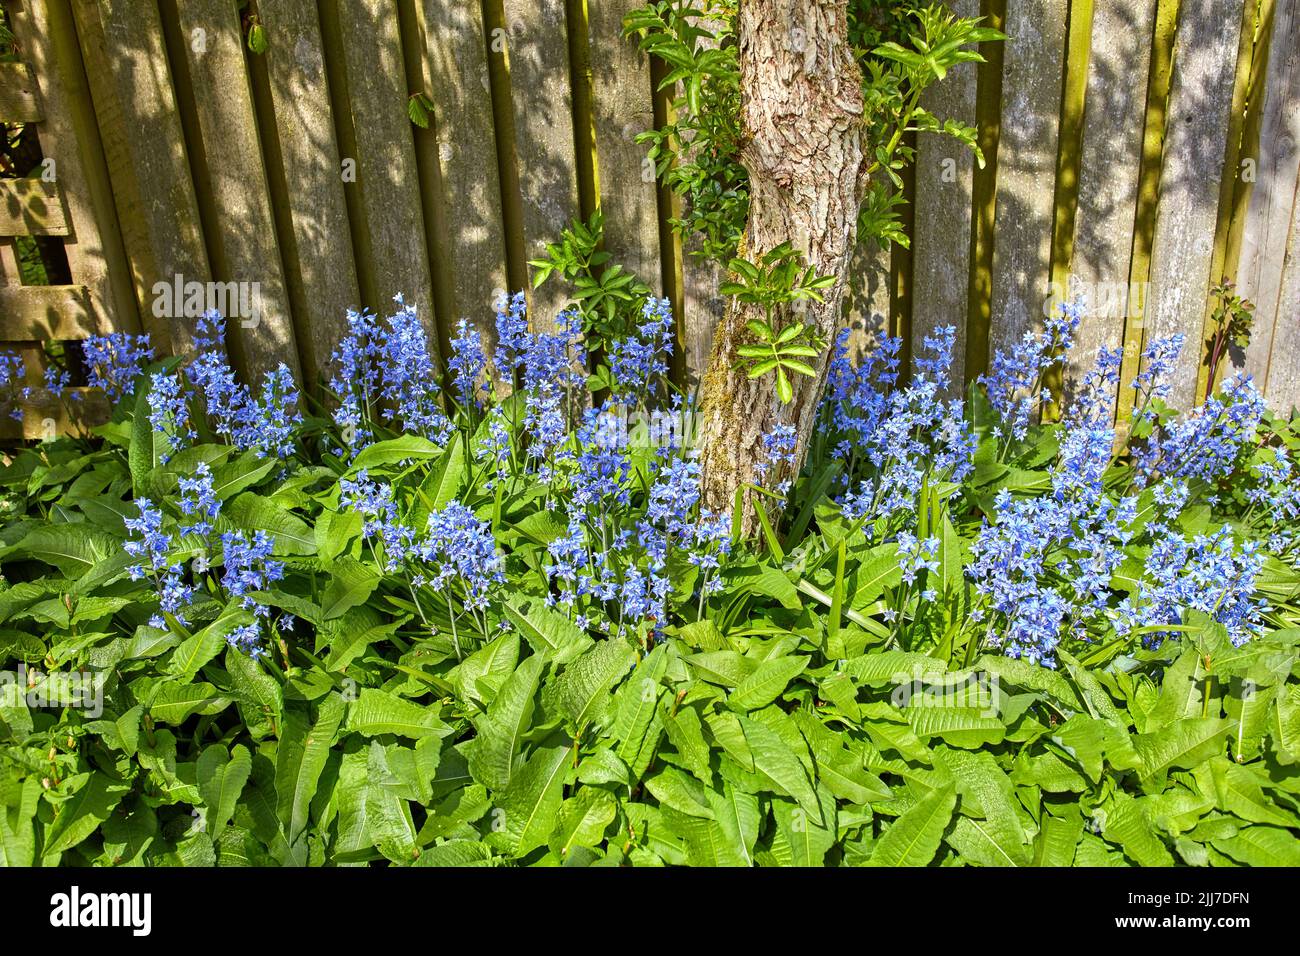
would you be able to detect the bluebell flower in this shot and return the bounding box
[227,621,265,658]
[608,298,674,400]
[978,304,1078,443]
[474,406,512,489]
[448,318,489,411]
[83,332,153,402]
[177,461,221,537]
[1132,333,1185,411]
[377,295,453,444]
[755,422,797,494]
[236,363,301,459]
[414,500,505,613]
[220,530,285,612]
[146,371,195,463]
[0,351,26,422]
[897,532,940,585]
[1137,373,1265,485]
[493,291,530,378]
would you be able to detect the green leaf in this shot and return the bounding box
[1098,793,1174,866]
[906,706,1005,749]
[224,494,316,555]
[728,655,807,712]
[321,556,381,620]
[503,596,593,662]
[735,714,821,823]
[324,617,404,671]
[275,694,345,844]
[345,688,447,739]
[543,639,637,731]
[129,382,159,495]
[350,436,444,471]
[1133,717,1230,792]
[44,772,130,856]
[169,609,249,682]
[549,788,616,858]
[197,744,252,840]
[14,525,118,577]
[315,509,362,563]
[1212,825,1300,866]
[491,742,570,858]
[420,440,466,512]
[467,655,544,791]
[867,783,956,867]
[149,681,232,724]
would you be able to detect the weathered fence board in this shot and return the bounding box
[256,0,360,388]
[912,0,980,393]
[12,0,138,338]
[174,0,300,382]
[1145,0,1246,410]
[0,61,42,122]
[1239,0,1300,393]
[1262,182,1300,410]
[417,0,509,347]
[332,0,439,350]
[840,241,891,363]
[0,177,67,235]
[500,0,582,331]
[1069,0,1158,404]
[988,0,1068,353]
[588,0,661,290]
[71,0,208,354]
[0,284,94,339]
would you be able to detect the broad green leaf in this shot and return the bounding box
[275,694,345,844]
[351,436,445,471]
[736,714,821,823]
[224,493,317,555]
[345,688,447,739]
[1133,717,1230,792]
[1212,825,1300,866]
[197,743,252,840]
[492,742,570,858]
[729,655,807,712]
[321,556,381,620]
[503,596,593,662]
[867,783,956,867]
[468,654,544,791]
[543,638,637,731]
[1098,793,1174,866]
[44,772,130,856]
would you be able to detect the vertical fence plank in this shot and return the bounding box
[10,0,139,338]
[841,241,891,362]
[1144,0,1245,410]
[1068,0,1157,401]
[417,0,509,343]
[588,0,661,290]
[911,0,979,393]
[71,0,209,354]
[256,0,360,388]
[1264,188,1300,409]
[500,0,581,330]
[988,0,1068,353]
[331,0,439,350]
[172,0,299,382]
[1239,0,1300,393]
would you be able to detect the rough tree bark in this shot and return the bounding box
[697,0,866,531]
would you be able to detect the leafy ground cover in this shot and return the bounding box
[1,295,1298,867]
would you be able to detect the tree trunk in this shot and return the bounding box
[697,0,866,532]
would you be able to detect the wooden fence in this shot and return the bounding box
[0,0,1297,440]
